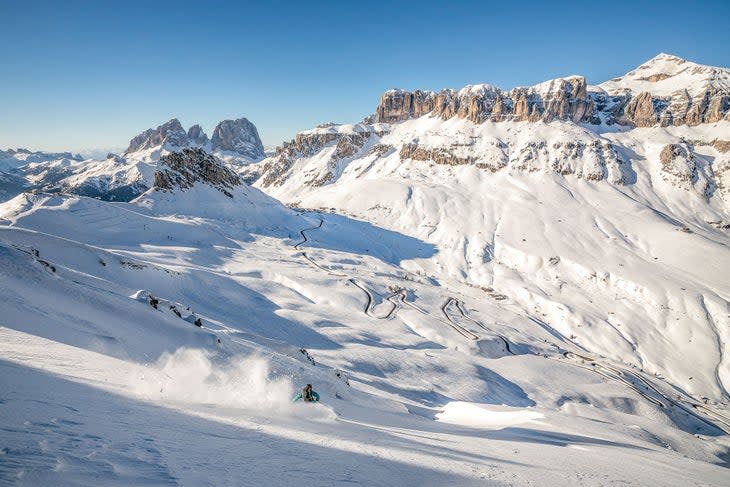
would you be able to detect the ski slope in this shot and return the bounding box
[1,178,729,485]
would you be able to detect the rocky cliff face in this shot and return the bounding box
[375,54,730,128]
[397,137,628,183]
[187,124,209,146]
[376,77,596,125]
[124,117,264,161]
[125,119,189,153]
[153,148,241,197]
[211,118,265,160]
[375,76,594,123]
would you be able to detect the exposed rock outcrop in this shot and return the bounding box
[659,143,697,190]
[397,138,628,183]
[211,118,265,160]
[106,153,124,163]
[616,92,658,126]
[658,143,715,197]
[399,143,477,167]
[153,148,241,197]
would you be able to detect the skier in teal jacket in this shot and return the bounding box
[293,383,320,403]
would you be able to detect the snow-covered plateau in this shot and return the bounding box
[1,53,729,486]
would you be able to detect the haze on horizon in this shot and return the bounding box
[1,0,728,154]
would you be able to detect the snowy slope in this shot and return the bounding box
[1,161,730,485]
[252,54,730,420]
[256,115,730,405]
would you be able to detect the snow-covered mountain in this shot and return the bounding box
[253,53,730,405]
[0,117,265,202]
[0,148,84,172]
[2,53,730,485]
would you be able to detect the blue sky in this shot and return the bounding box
[1,0,729,153]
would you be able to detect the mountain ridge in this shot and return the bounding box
[374,53,730,127]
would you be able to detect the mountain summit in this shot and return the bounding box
[125,118,190,154]
[210,118,265,160]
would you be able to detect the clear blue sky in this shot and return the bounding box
[1,0,728,153]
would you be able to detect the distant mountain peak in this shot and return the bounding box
[125,117,265,162]
[187,124,209,146]
[643,52,688,65]
[125,118,188,154]
[599,52,730,107]
[211,118,265,160]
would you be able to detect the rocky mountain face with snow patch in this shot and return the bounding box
[186,124,210,146]
[123,117,265,160]
[153,148,241,197]
[255,54,729,203]
[375,54,730,127]
[256,124,386,188]
[125,119,191,154]
[210,118,265,160]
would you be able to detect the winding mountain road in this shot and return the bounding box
[291,217,730,434]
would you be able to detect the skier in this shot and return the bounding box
[292,383,320,403]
